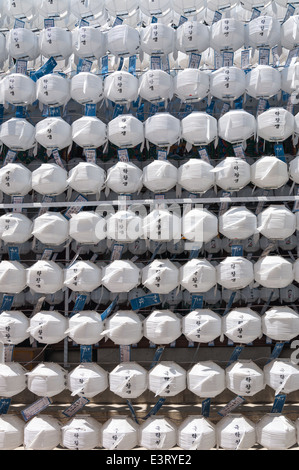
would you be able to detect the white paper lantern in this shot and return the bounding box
[256,414,296,450]
[280,283,299,303]
[219,206,257,240]
[0,33,7,64]
[216,414,256,450]
[0,362,27,397]
[32,211,69,246]
[24,416,61,451]
[39,27,72,61]
[139,416,177,450]
[178,159,215,194]
[36,74,70,110]
[0,415,24,450]
[68,363,108,398]
[28,310,67,345]
[210,18,244,53]
[149,361,186,397]
[187,361,225,398]
[107,24,139,58]
[143,159,178,193]
[181,112,217,147]
[222,307,262,344]
[213,157,251,191]
[262,306,299,341]
[103,310,143,345]
[0,310,29,345]
[254,256,294,289]
[226,360,265,396]
[27,260,64,294]
[26,362,67,397]
[264,359,299,396]
[216,256,254,290]
[105,0,139,18]
[108,114,144,149]
[72,26,106,60]
[109,362,147,399]
[4,0,36,22]
[70,0,106,21]
[0,162,32,196]
[142,259,179,294]
[281,15,299,50]
[71,72,104,105]
[67,162,106,195]
[257,108,295,142]
[0,213,32,244]
[139,0,172,16]
[174,69,210,103]
[246,65,281,100]
[1,73,36,107]
[106,161,142,194]
[142,208,181,242]
[257,205,296,240]
[66,311,104,345]
[218,110,256,144]
[180,259,216,293]
[102,416,138,451]
[210,67,246,101]
[176,20,210,54]
[145,113,181,149]
[140,23,175,56]
[104,71,138,105]
[69,211,106,245]
[182,208,218,243]
[144,309,181,344]
[281,64,299,96]
[0,117,35,152]
[246,16,280,49]
[64,260,102,293]
[72,116,107,150]
[139,69,173,104]
[102,260,140,293]
[178,416,216,450]
[289,156,299,184]
[251,156,289,189]
[106,210,142,243]
[32,163,68,196]
[0,260,26,294]
[182,309,222,344]
[61,416,101,450]
[35,117,72,151]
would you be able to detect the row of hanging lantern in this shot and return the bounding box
[1,305,299,346]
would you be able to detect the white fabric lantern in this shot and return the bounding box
[0,118,35,152]
[264,359,299,396]
[257,205,296,240]
[106,210,142,243]
[251,156,289,189]
[107,24,139,58]
[226,360,265,396]
[144,309,181,345]
[71,72,104,105]
[4,0,36,21]
[210,18,245,53]
[210,67,246,101]
[102,416,138,451]
[145,113,181,149]
[246,65,281,100]
[39,27,72,61]
[28,310,68,345]
[142,259,179,295]
[0,260,26,294]
[246,16,280,49]
[139,69,173,104]
[68,363,108,398]
[36,74,70,108]
[216,414,256,450]
[35,117,72,151]
[281,15,299,50]
[0,310,29,345]
[24,416,61,451]
[149,361,186,397]
[222,307,262,344]
[104,71,138,105]
[32,212,69,246]
[32,163,68,196]
[0,163,32,196]
[257,108,295,142]
[61,416,101,451]
[176,21,210,54]
[140,23,175,56]
[182,309,222,344]
[64,260,102,293]
[181,112,217,147]
[67,162,106,195]
[182,208,218,243]
[213,157,251,191]
[0,213,32,244]
[178,416,216,451]
[187,361,225,398]
[262,306,299,341]
[139,416,177,450]
[289,156,299,184]
[254,256,294,289]
[66,311,104,345]
[142,208,181,242]
[0,415,24,451]
[108,114,144,149]
[1,73,36,106]
[216,257,254,290]
[218,110,256,144]
[0,362,27,397]
[69,211,106,245]
[219,207,257,240]
[109,362,147,399]
[106,161,142,194]
[72,116,107,149]
[281,64,299,96]
[143,160,178,193]
[26,362,67,398]
[103,310,143,345]
[180,259,216,293]
[256,415,297,450]
[72,26,106,60]
[102,260,140,293]
[174,69,210,103]
[178,159,215,194]
[27,260,64,294]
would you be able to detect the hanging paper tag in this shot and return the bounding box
[143,398,166,420]
[157,149,167,161]
[241,49,250,69]
[84,149,96,163]
[85,103,97,116]
[219,191,231,216]
[178,15,188,26]
[119,345,131,362]
[266,342,285,364]
[4,345,14,362]
[113,16,123,27]
[271,394,286,413]
[191,295,203,310]
[113,104,124,119]
[79,18,90,27]
[272,46,280,67]
[223,291,237,315]
[212,11,222,23]
[126,400,139,424]
[188,53,201,69]
[101,55,109,76]
[117,148,129,162]
[256,98,269,116]
[151,56,162,70]
[110,243,124,261]
[64,194,88,220]
[259,48,270,65]
[130,293,161,311]
[41,248,53,261]
[16,59,27,75]
[250,7,261,20]
[21,397,52,422]
[80,345,93,363]
[44,18,55,28]
[151,16,158,23]
[214,51,222,70]
[12,196,23,213]
[71,294,87,317]
[51,149,65,169]
[285,47,299,67]
[226,346,244,368]
[31,57,57,82]
[8,246,20,261]
[283,3,295,23]
[150,346,165,370]
[222,51,234,67]
[0,295,14,312]
[101,296,119,322]
[274,144,286,162]
[231,245,243,257]
[202,398,211,418]
[218,396,246,417]
[0,399,11,415]
[198,147,210,163]
[62,397,90,418]
[14,18,25,28]
[206,99,216,115]
[129,55,136,76]
[4,150,17,165]
[233,144,246,160]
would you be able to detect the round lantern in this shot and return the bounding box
[216,414,256,450]
[104,71,138,105]
[39,27,72,61]
[142,259,179,294]
[106,210,142,243]
[143,159,178,193]
[218,110,256,144]
[69,211,106,245]
[180,259,216,293]
[139,69,173,104]
[0,162,32,196]
[27,260,64,294]
[289,156,299,184]
[26,362,67,398]
[139,0,173,17]
[32,163,67,196]
[226,360,265,396]
[139,416,177,450]
[105,0,139,18]
[24,415,61,451]
[144,309,181,345]
[107,24,139,58]
[66,311,104,345]
[254,256,294,289]
[32,211,69,246]
[178,159,215,194]
[181,112,217,147]
[172,0,206,15]
[142,208,181,242]
[210,18,245,53]
[28,310,68,345]
[0,118,35,152]
[174,69,210,103]
[67,162,106,195]
[108,114,144,149]
[67,363,108,398]
[281,15,299,50]
[0,260,26,294]
[210,67,246,101]
[213,157,251,191]
[187,361,225,398]
[148,361,186,397]
[140,23,175,56]
[257,108,295,142]
[1,73,36,107]
[61,416,101,451]
[280,283,299,303]
[257,205,296,240]
[64,260,102,293]
[0,310,29,345]
[70,72,104,105]
[70,0,106,21]
[264,359,299,396]
[0,362,27,398]
[0,415,24,450]
[281,64,299,96]
[256,414,296,450]
[4,0,36,22]
[176,20,210,54]
[36,74,70,108]
[106,161,143,194]
[72,116,107,149]
[251,156,289,189]
[103,310,143,345]
[109,362,147,399]
[102,260,140,293]
[178,416,216,450]
[144,113,181,149]
[182,208,218,243]
[0,213,32,244]
[262,306,299,341]
[216,256,254,290]
[246,65,281,100]
[72,26,106,60]
[219,206,257,240]
[102,416,138,451]
[35,117,72,151]
[222,307,262,344]
[246,16,281,49]
[182,309,222,344]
